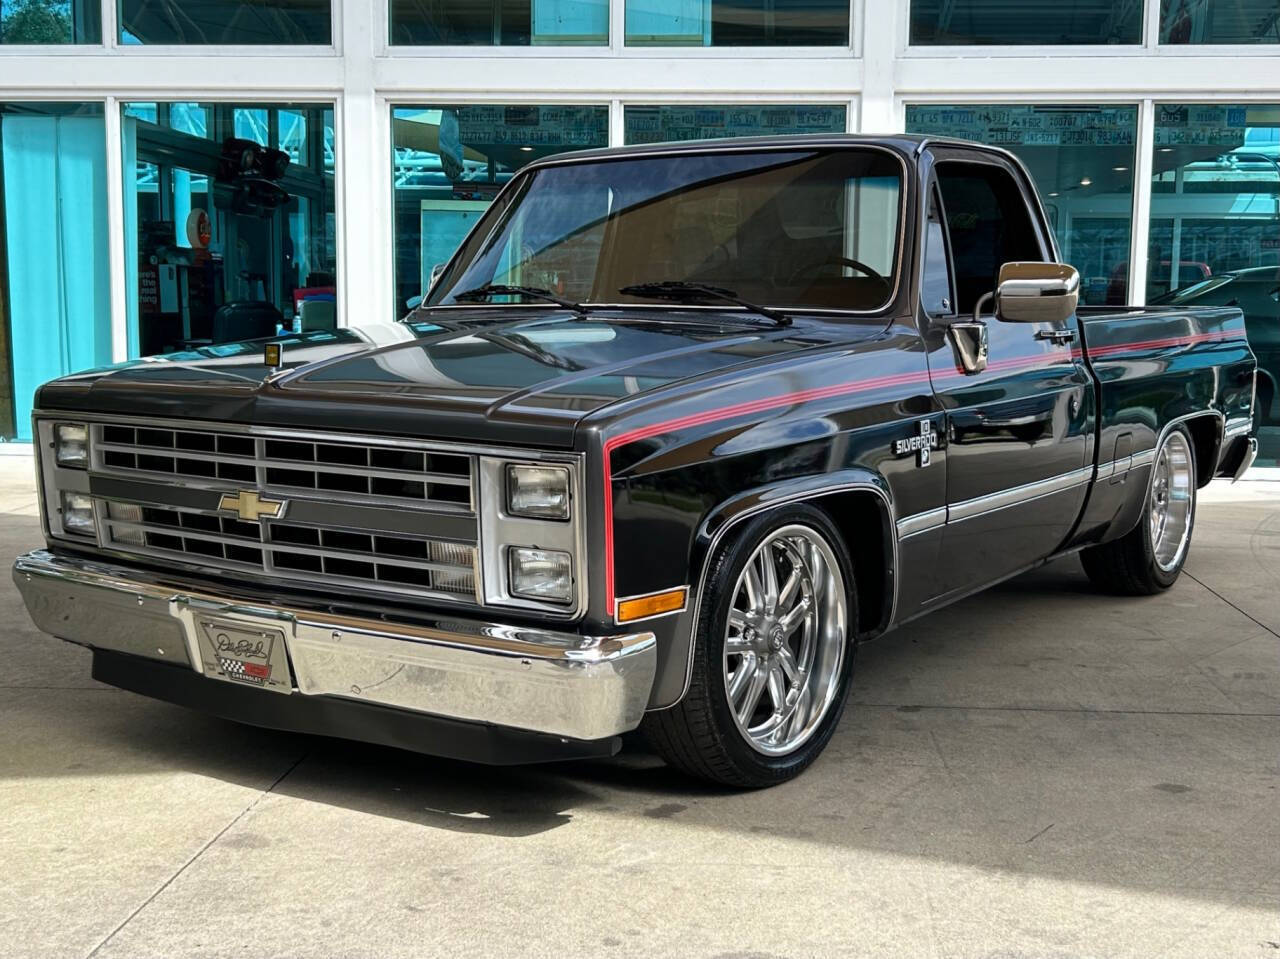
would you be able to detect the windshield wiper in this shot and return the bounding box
[452,284,587,316]
[619,281,791,327]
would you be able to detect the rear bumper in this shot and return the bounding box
[13,549,657,750]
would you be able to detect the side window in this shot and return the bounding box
[921,187,954,318]
[935,161,1045,316]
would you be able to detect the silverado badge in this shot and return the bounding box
[218,490,286,522]
[894,419,940,467]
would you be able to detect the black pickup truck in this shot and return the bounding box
[15,135,1258,787]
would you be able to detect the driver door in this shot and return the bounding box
[921,152,1094,602]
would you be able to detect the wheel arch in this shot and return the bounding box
[1179,412,1223,489]
[650,468,898,711]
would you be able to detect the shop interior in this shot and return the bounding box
[123,101,337,357]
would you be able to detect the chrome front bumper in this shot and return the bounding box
[13,549,657,742]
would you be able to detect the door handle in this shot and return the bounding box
[1035,329,1076,345]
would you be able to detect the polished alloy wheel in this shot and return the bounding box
[1149,430,1194,572]
[722,524,848,756]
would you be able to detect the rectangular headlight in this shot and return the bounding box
[54,423,89,469]
[60,491,95,537]
[506,464,570,520]
[507,547,572,604]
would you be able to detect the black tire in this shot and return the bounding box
[1080,425,1197,595]
[642,503,857,788]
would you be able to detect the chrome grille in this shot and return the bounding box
[93,424,473,511]
[102,500,478,599]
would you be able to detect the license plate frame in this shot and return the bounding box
[190,613,294,695]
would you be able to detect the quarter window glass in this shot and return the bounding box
[922,192,954,317]
[390,0,608,44]
[906,104,1138,306]
[118,0,331,44]
[910,0,1142,44]
[624,105,847,144]
[1160,0,1280,44]
[391,105,609,316]
[625,0,848,46]
[1146,103,1280,462]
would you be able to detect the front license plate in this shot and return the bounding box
[194,616,293,694]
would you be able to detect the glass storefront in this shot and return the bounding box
[391,104,608,315]
[119,0,330,44]
[1160,1,1280,44]
[390,0,607,44]
[905,104,1139,306]
[121,101,337,357]
[910,0,1143,45]
[1,0,101,42]
[0,102,110,441]
[1146,103,1280,460]
[625,0,847,45]
[623,104,847,143]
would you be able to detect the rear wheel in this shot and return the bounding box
[1081,425,1197,595]
[643,504,856,788]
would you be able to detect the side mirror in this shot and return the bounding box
[995,262,1080,324]
[428,262,447,291]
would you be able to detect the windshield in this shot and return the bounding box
[427,148,904,315]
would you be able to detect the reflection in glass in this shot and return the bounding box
[623,104,847,144]
[1147,103,1280,459]
[391,105,608,315]
[428,149,904,314]
[390,0,607,44]
[0,102,110,440]
[905,104,1138,306]
[0,0,101,43]
[121,101,338,357]
[910,0,1142,44]
[625,0,847,45]
[1160,0,1279,44]
[118,0,330,44]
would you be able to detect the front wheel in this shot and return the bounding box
[643,504,856,788]
[1081,425,1197,595]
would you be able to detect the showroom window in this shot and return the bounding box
[905,104,1139,306]
[391,104,608,315]
[910,0,1142,45]
[121,101,338,358]
[1160,0,1280,44]
[0,0,101,42]
[390,0,607,44]
[625,0,848,46]
[118,0,331,44]
[1146,103,1280,459]
[0,102,110,442]
[623,104,847,143]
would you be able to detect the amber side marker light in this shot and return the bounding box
[616,587,688,623]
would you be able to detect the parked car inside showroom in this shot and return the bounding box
[15,135,1257,787]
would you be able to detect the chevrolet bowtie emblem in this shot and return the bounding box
[218,490,286,522]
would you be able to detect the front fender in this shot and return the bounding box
[645,467,896,710]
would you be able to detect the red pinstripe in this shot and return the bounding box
[600,326,1242,613]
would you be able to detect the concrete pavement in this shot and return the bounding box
[0,454,1276,958]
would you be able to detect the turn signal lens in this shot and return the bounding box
[616,587,688,623]
[60,491,95,536]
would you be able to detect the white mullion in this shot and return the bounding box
[609,0,625,52]
[609,99,625,147]
[1144,0,1162,50]
[101,0,118,49]
[1129,98,1156,307]
[103,95,129,363]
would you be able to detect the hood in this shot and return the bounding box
[35,310,880,448]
